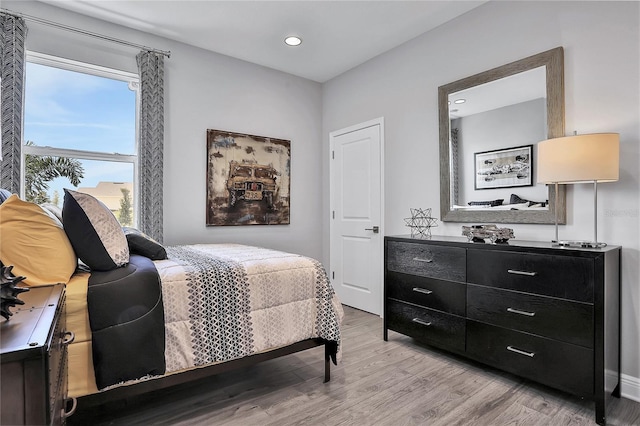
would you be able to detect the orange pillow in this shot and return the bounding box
[0,195,77,286]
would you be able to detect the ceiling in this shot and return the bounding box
[38,0,487,83]
[449,66,546,118]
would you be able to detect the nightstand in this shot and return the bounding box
[1,283,75,425]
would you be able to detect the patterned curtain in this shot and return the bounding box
[0,13,26,194]
[450,127,459,205]
[136,51,164,242]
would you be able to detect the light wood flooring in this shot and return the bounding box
[68,306,640,425]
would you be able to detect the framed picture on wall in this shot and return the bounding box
[474,144,533,190]
[206,129,291,226]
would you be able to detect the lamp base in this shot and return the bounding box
[552,240,608,249]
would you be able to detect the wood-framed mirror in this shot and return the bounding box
[439,47,566,224]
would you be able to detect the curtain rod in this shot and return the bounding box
[1,8,171,58]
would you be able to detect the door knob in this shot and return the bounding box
[365,226,379,233]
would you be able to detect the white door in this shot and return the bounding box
[330,119,383,315]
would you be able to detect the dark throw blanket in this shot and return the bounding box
[87,254,165,389]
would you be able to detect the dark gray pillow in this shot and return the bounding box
[123,227,167,260]
[510,194,528,204]
[510,194,547,207]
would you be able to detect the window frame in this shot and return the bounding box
[21,51,140,226]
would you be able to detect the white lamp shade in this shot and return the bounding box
[537,133,620,184]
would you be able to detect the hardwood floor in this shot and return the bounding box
[68,306,640,425]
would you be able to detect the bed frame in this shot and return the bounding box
[71,338,331,410]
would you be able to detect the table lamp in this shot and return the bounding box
[537,133,619,248]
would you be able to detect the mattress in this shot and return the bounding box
[67,243,343,398]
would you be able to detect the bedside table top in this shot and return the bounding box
[1,284,64,358]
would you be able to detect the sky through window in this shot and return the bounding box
[24,61,137,207]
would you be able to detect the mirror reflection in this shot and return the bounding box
[449,67,549,211]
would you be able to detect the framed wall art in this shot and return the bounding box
[474,144,533,190]
[206,129,290,226]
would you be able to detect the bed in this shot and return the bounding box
[0,191,343,413]
[452,203,548,211]
[453,193,548,211]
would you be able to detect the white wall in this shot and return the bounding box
[6,0,324,260]
[323,1,640,396]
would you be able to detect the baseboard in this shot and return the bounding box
[621,373,640,402]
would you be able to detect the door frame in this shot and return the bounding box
[329,117,385,316]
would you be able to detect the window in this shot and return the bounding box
[22,52,139,226]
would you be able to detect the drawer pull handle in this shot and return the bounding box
[507,269,538,277]
[412,318,432,327]
[507,307,536,317]
[63,397,77,418]
[506,345,535,358]
[62,331,75,345]
[413,257,433,263]
[412,287,433,295]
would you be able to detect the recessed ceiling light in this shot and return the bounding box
[454,99,466,104]
[284,36,302,46]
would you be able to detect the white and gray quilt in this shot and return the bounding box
[155,244,343,373]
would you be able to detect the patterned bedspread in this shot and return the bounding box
[155,244,343,373]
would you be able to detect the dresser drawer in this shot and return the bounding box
[50,349,68,426]
[387,271,466,316]
[467,320,593,397]
[49,333,63,421]
[467,285,593,348]
[387,241,466,282]
[467,249,594,302]
[47,294,68,424]
[386,300,465,352]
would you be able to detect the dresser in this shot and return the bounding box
[384,236,620,426]
[1,284,75,425]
